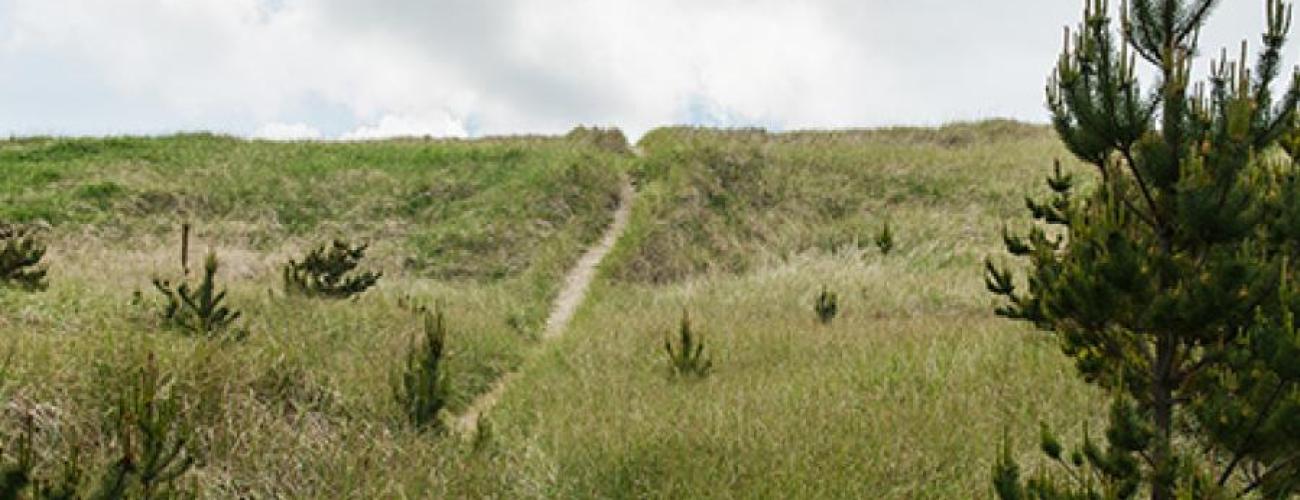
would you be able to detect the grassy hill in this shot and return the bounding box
[0,131,629,496]
[468,121,1103,497]
[0,122,1102,497]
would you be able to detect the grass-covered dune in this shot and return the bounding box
[2,121,1103,498]
[472,121,1105,498]
[0,130,630,496]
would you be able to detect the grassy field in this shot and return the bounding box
[474,121,1104,497]
[0,121,1104,497]
[0,131,629,496]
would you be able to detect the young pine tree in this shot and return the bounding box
[282,240,382,299]
[815,286,840,325]
[153,252,244,339]
[664,310,713,378]
[0,223,48,291]
[986,0,1300,498]
[875,221,895,255]
[393,309,450,432]
[0,354,196,499]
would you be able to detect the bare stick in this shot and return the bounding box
[181,222,191,276]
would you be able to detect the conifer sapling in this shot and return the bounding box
[0,354,196,499]
[104,353,197,499]
[875,221,894,255]
[815,286,839,325]
[153,252,244,338]
[393,309,450,431]
[282,239,382,299]
[986,0,1300,497]
[0,223,48,291]
[664,310,713,378]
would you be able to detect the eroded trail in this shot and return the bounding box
[453,180,635,435]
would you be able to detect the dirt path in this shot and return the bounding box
[452,179,635,435]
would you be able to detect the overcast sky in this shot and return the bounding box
[0,0,1291,140]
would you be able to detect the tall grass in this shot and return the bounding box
[468,121,1103,498]
[1,122,1104,497]
[610,120,1080,283]
[0,132,628,496]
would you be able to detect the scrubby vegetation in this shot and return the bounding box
[394,309,451,432]
[1,353,197,499]
[875,220,894,255]
[0,131,629,496]
[282,239,381,299]
[814,286,839,324]
[0,121,1105,497]
[0,223,47,291]
[10,98,1276,496]
[153,252,245,339]
[663,310,712,378]
[466,121,1101,498]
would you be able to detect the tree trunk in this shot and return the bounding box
[1151,335,1176,500]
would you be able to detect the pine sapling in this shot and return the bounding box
[0,415,82,500]
[153,252,244,339]
[0,355,196,499]
[987,0,1300,497]
[100,353,196,499]
[282,239,381,299]
[393,309,449,431]
[664,310,712,378]
[0,414,35,500]
[875,221,894,255]
[0,223,48,291]
[814,286,839,325]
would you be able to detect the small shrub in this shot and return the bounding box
[875,221,894,255]
[814,286,839,325]
[664,310,712,378]
[103,353,197,499]
[153,252,245,339]
[0,354,196,499]
[0,415,82,500]
[471,414,494,454]
[0,223,48,291]
[0,414,36,499]
[393,309,450,432]
[282,240,382,299]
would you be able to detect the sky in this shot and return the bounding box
[0,0,1291,140]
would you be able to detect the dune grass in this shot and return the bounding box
[461,121,1104,498]
[1,121,1104,498]
[479,258,1098,498]
[0,132,628,497]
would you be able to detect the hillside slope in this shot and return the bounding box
[0,132,630,497]
[471,121,1103,498]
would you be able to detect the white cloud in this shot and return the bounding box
[0,1,1292,139]
[253,122,322,141]
[339,113,469,140]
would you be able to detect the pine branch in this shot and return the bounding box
[1242,450,1300,495]
[1217,379,1290,487]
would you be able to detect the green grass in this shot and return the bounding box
[610,120,1074,284]
[482,260,1098,498]
[0,121,1105,498]
[464,121,1103,498]
[0,132,629,496]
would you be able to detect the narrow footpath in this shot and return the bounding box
[453,180,635,435]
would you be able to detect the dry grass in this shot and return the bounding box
[0,132,629,497]
[456,121,1104,498]
[1,121,1105,498]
